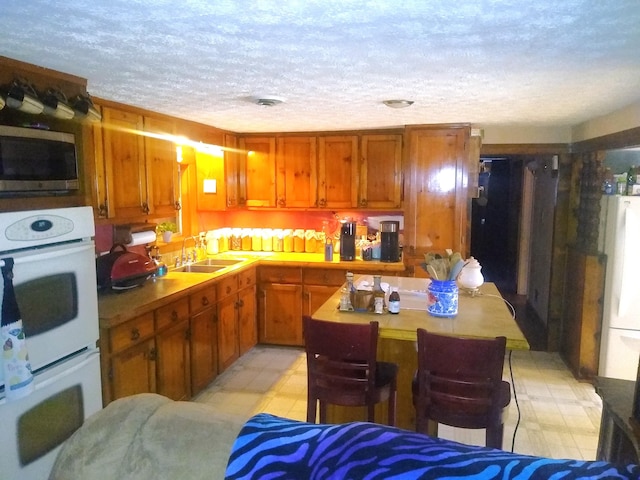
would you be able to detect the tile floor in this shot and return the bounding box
[193,345,603,461]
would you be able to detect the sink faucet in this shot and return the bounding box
[181,236,198,265]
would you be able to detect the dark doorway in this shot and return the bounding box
[470,157,523,294]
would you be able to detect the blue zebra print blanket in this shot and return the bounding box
[225,413,639,479]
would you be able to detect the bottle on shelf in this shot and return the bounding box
[339,271,356,311]
[324,236,334,262]
[627,165,637,195]
[388,287,401,314]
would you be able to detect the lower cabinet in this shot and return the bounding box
[217,268,257,372]
[189,285,219,396]
[100,268,256,406]
[258,267,304,346]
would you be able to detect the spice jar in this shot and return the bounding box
[230,228,242,251]
[272,229,284,252]
[241,228,252,251]
[252,228,262,251]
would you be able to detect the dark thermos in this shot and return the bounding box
[380,221,400,262]
[339,221,356,261]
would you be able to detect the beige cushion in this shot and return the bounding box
[49,393,245,480]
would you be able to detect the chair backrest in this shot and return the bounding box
[416,328,507,428]
[303,316,379,403]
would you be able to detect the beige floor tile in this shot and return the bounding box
[192,346,603,462]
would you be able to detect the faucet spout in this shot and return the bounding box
[181,235,198,265]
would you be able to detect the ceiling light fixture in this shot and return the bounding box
[5,80,44,114]
[251,96,285,107]
[383,99,414,109]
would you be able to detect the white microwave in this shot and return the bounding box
[0,125,79,195]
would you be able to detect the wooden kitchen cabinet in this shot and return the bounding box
[110,338,157,400]
[94,102,181,221]
[239,136,277,207]
[360,134,402,209]
[217,268,257,371]
[101,106,148,219]
[317,135,359,209]
[302,268,346,316]
[154,297,191,401]
[404,125,471,268]
[258,267,304,346]
[276,136,318,208]
[101,311,157,403]
[144,116,180,217]
[189,285,218,395]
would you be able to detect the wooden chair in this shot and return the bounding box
[413,328,511,449]
[303,316,398,426]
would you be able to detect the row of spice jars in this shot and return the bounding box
[206,228,327,254]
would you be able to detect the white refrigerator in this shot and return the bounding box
[599,195,640,380]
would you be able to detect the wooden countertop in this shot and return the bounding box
[311,276,530,350]
[98,252,405,328]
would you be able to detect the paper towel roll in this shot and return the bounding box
[127,230,157,246]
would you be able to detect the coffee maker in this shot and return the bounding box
[339,221,356,261]
[380,221,400,262]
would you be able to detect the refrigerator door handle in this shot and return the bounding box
[618,205,639,318]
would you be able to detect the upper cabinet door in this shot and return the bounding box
[144,116,179,217]
[404,126,470,258]
[318,136,359,209]
[359,134,402,209]
[224,133,243,208]
[240,137,277,207]
[276,136,318,208]
[102,106,148,219]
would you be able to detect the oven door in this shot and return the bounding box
[0,240,99,376]
[0,349,102,479]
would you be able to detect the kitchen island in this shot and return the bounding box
[311,275,529,430]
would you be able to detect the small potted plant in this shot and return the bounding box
[156,222,178,243]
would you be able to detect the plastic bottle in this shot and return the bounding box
[626,166,637,195]
[388,287,400,314]
[339,272,356,311]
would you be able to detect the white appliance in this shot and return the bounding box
[0,206,102,479]
[599,195,640,380]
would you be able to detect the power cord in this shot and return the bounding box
[467,291,521,452]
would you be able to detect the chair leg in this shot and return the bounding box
[388,380,397,426]
[307,391,316,423]
[319,401,328,424]
[486,423,505,450]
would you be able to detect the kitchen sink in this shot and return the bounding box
[172,265,226,273]
[171,258,246,273]
[192,258,246,267]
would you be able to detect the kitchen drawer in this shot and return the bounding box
[238,268,256,290]
[303,268,346,286]
[189,285,217,316]
[259,266,302,284]
[155,297,190,330]
[217,274,239,299]
[110,312,154,353]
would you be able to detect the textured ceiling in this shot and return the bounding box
[1,1,640,133]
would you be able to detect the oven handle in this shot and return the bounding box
[0,243,94,268]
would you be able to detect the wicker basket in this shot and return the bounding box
[351,290,373,311]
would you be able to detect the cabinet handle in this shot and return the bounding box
[238,299,244,308]
[318,198,326,207]
[185,328,191,340]
[98,203,108,218]
[130,327,140,341]
[360,198,368,207]
[174,200,182,211]
[278,197,286,207]
[141,202,150,214]
[148,347,157,361]
[226,286,232,295]
[201,296,209,306]
[171,310,179,321]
